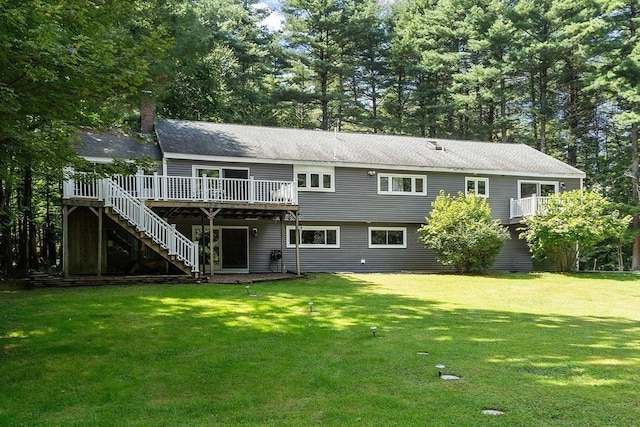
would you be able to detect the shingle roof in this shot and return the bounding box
[76,130,162,161]
[154,119,584,177]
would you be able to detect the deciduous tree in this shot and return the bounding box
[519,190,631,272]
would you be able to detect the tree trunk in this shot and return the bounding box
[631,121,639,270]
[0,178,13,279]
[17,165,37,275]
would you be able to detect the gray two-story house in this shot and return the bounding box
[63,118,585,277]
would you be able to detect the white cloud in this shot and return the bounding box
[252,2,285,33]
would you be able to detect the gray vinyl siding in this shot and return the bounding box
[166,216,534,273]
[162,159,578,273]
[298,168,432,223]
[165,159,293,181]
[166,159,581,226]
[300,168,582,224]
[492,225,534,272]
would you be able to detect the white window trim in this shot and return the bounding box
[192,165,221,178]
[517,180,559,199]
[368,227,407,249]
[294,165,335,192]
[286,225,340,248]
[377,173,427,195]
[192,166,251,178]
[465,177,489,198]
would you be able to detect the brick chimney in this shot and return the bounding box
[140,90,156,134]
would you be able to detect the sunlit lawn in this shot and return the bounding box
[1,273,639,426]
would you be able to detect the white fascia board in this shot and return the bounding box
[82,156,115,164]
[161,152,586,179]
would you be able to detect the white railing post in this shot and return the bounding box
[168,224,176,255]
[193,241,199,273]
[63,178,74,198]
[153,172,160,200]
[249,176,255,203]
[162,174,168,200]
[137,201,145,232]
[98,178,106,202]
[202,175,208,201]
[136,170,144,200]
[531,193,537,217]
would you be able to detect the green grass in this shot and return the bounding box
[1,272,639,426]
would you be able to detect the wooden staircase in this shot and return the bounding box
[104,208,193,276]
[101,178,200,277]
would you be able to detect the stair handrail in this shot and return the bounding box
[102,178,199,273]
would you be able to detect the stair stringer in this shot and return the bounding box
[104,208,194,276]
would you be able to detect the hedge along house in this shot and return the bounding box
[63,118,585,277]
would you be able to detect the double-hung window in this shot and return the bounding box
[287,226,340,248]
[466,177,489,197]
[368,227,407,248]
[378,173,427,195]
[295,165,334,192]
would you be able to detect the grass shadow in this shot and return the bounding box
[1,273,638,426]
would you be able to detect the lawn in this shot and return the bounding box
[1,273,639,426]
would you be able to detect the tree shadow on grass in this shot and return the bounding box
[1,274,639,426]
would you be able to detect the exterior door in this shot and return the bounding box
[519,181,558,198]
[192,226,248,273]
[221,228,248,270]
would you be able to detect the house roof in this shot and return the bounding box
[155,119,585,178]
[76,130,162,161]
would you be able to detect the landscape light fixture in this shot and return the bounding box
[309,302,314,313]
[370,326,377,337]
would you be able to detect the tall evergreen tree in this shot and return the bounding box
[587,0,639,269]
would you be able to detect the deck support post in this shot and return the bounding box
[63,205,69,278]
[280,213,286,273]
[201,208,221,278]
[62,206,77,279]
[88,207,103,277]
[97,207,103,277]
[291,210,301,276]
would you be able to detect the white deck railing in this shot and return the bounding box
[102,179,199,273]
[64,173,297,205]
[510,195,550,219]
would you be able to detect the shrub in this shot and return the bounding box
[418,190,509,273]
[519,190,631,272]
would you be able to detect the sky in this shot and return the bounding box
[253,1,285,32]
[253,0,397,33]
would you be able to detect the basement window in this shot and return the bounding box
[369,227,407,248]
[287,226,340,248]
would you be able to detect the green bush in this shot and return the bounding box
[418,190,509,273]
[519,190,631,272]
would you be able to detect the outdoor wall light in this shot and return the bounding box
[252,227,258,237]
[560,181,566,189]
[367,170,376,176]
